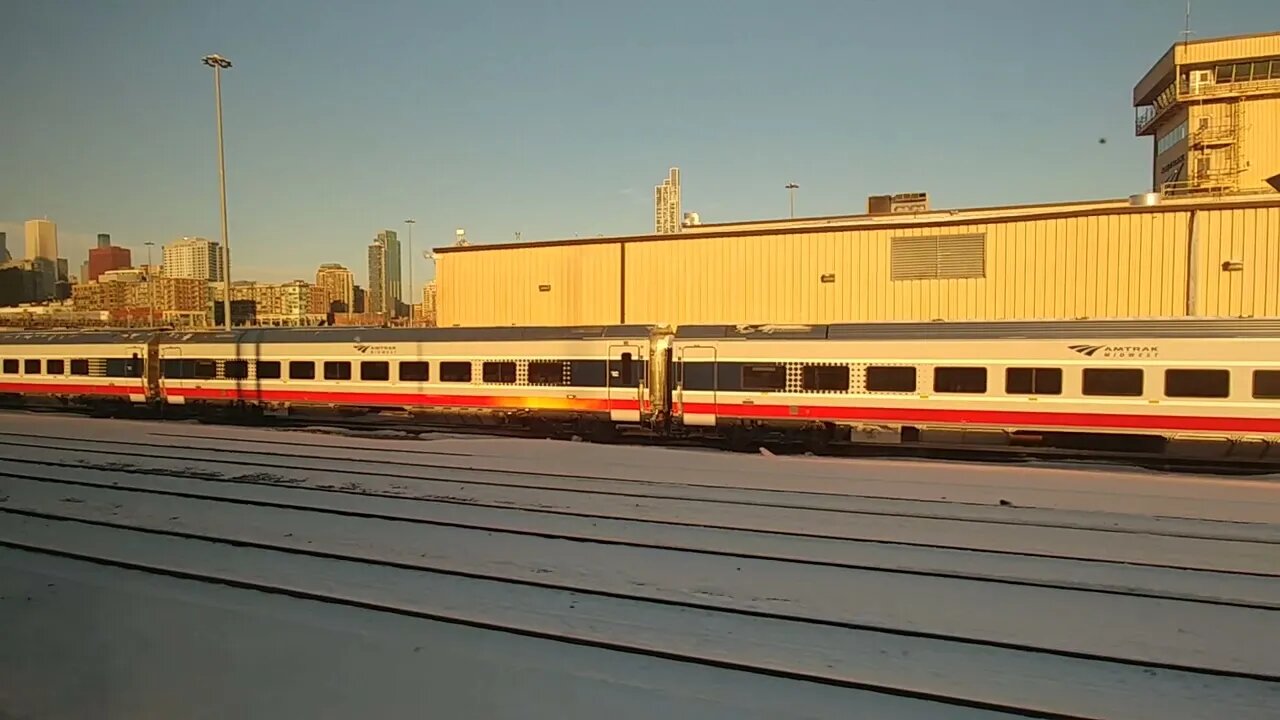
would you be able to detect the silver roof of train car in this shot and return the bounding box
[676,318,1280,340]
[157,325,657,344]
[0,330,160,345]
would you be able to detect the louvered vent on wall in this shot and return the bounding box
[890,234,986,280]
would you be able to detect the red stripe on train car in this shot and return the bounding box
[166,386,640,412]
[0,381,142,397]
[680,402,1280,434]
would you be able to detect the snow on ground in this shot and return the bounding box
[0,410,1278,719]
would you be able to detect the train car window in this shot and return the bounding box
[483,361,517,383]
[1005,367,1062,395]
[70,359,90,376]
[528,361,565,385]
[741,364,787,391]
[289,361,315,380]
[46,359,65,375]
[162,359,186,378]
[440,362,472,383]
[802,365,849,392]
[225,360,250,380]
[2,359,17,374]
[257,361,282,379]
[399,361,429,382]
[324,361,352,381]
[193,360,218,380]
[1082,368,1143,396]
[620,353,634,386]
[865,366,916,392]
[105,358,137,378]
[361,361,390,381]
[1251,370,1280,399]
[1165,369,1229,398]
[934,367,987,394]
[24,359,41,375]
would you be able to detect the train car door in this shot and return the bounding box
[678,346,717,427]
[607,344,641,423]
[158,346,182,404]
[126,345,150,404]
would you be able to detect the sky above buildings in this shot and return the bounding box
[1,0,1276,294]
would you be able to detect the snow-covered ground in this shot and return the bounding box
[0,410,1277,719]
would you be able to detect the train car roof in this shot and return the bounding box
[0,329,160,345]
[157,324,657,344]
[676,318,1280,340]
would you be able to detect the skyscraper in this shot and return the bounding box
[0,232,10,262]
[654,167,681,234]
[163,237,223,282]
[314,263,355,313]
[24,218,58,260]
[421,280,438,327]
[366,230,402,318]
[88,233,131,282]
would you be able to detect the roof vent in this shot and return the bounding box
[1129,192,1162,206]
[868,192,929,214]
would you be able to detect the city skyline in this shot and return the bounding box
[3,2,1279,287]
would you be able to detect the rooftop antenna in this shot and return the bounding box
[1181,0,1193,42]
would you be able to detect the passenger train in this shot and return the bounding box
[3,319,1280,458]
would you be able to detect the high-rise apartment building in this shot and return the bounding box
[421,280,438,327]
[163,237,223,282]
[367,230,402,318]
[654,167,681,234]
[314,263,355,314]
[24,219,58,261]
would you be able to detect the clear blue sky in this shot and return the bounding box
[1,0,1276,294]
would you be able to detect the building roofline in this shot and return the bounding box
[433,195,1280,254]
[1177,29,1280,47]
[680,196,1128,230]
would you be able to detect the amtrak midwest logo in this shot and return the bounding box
[1068,344,1159,359]
[353,344,397,355]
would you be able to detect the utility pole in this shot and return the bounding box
[785,182,799,218]
[404,218,416,324]
[201,53,233,329]
[145,241,156,326]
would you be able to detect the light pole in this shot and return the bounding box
[404,218,415,324]
[202,53,233,330]
[145,241,156,327]
[785,182,799,218]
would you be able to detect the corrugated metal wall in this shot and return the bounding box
[436,203,1280,327]
[1179,34,1280,65]
[437,243,621,327]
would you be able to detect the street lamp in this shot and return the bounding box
[785,182,799,219]
[201,53,233,330]
[404,218,415,324]
[145,241,156,327]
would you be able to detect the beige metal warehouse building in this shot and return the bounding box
[436,31,1280,328]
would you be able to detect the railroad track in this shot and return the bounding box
[3,459,1275,606]
[2,432,1276,549]
[2,417,1277,718]
[14,407,1280,475]
[2,476,1277,719]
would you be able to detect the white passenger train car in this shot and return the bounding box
[0,330,157,406]
[154,326,666,426]
[670,320,1280,456]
